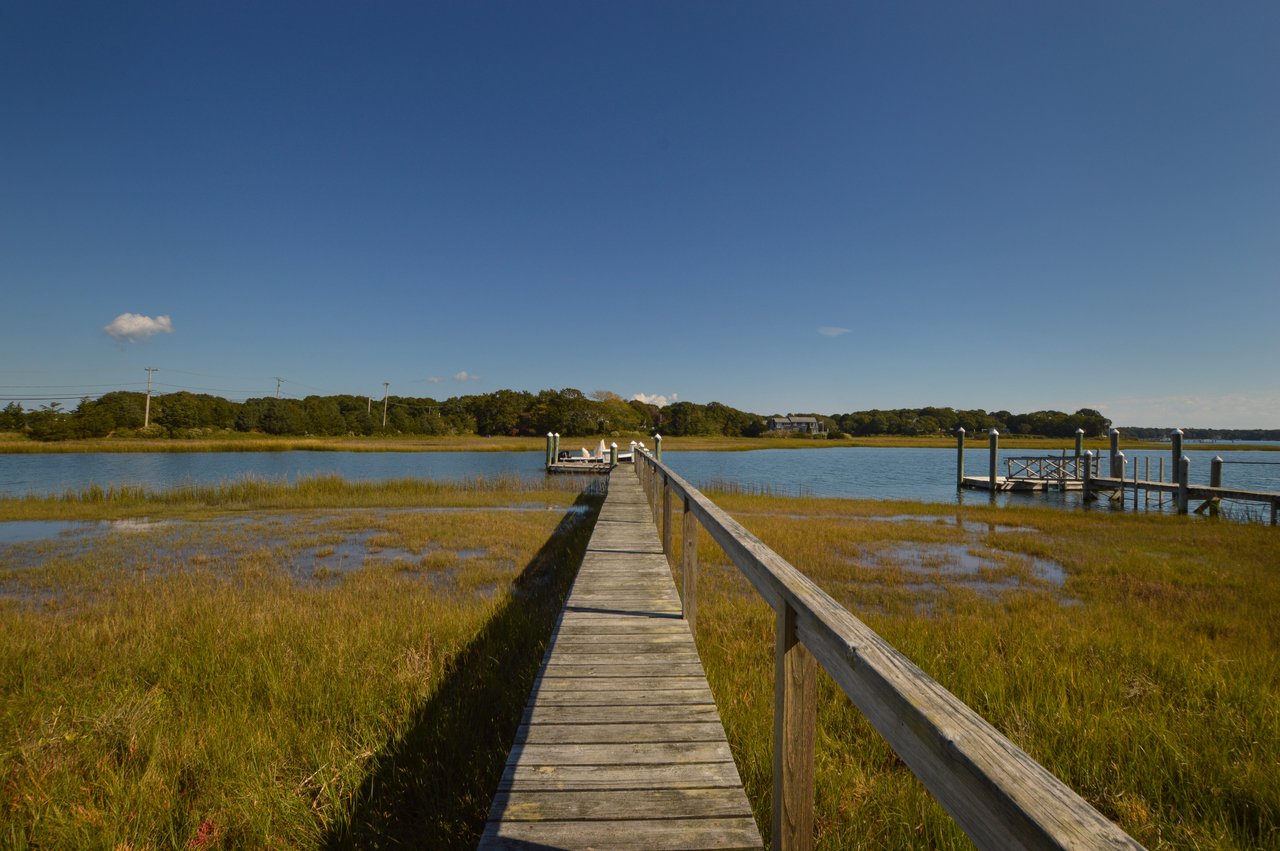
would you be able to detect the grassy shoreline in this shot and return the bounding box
[2,430,1270,454]
[682,489,1279,848]
[3,478,1277,846]
[1,478,601,848]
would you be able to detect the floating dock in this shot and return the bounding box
[961,475,1083,492]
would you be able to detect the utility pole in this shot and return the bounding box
[143,367,158,428]
[381,382,390,428]
[274,377,284,399]
[367,396,372,415]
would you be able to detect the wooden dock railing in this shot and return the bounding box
[635,450,1143,851]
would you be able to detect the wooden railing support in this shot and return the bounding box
[773,601,816,851]
[682,495,698,630]
[662,474,674,567]
[631,451,1142,851]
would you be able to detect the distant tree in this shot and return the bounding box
[1,401,27,431]
[26,402,72,441]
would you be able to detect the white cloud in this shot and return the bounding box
[817,326,850,337]
[454,370,480,382]
[632,392,678,407]
[104,313,173,343]
[426,376,444,384]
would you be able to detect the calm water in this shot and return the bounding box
[2,447,1276,509]
[0,451,547,498]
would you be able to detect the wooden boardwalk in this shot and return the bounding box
[479,469,763,850]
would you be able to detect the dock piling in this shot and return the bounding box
[1074,428,1084,458]
[1109,429,1121,477]
[655,433,663,462]
[955,427,965,489]
[1083,451,1094,501]
[988,429,999,497]
[1177,456,1190,514]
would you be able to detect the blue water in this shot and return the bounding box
[0,451,547,498]
[1,447,1277,509]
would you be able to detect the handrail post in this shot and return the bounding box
[662,475,673,567]
[682,495,697,630]
[773,601,816,851]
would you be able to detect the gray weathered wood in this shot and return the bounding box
[481,469,763,850]
[683,495,698,631]
[635,452,1142,851]
[773,601,816,851]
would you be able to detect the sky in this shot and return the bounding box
[2,2,1277,428]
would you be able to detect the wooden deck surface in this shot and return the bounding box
[479,469,762,850]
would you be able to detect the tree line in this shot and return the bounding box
[1,390,1121,442]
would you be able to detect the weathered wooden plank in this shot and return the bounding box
[483,468,762,851]
[541,651,700,665]
[533,675,710,691]
[526,688,716,706]
[540,662,710,678]
[514,721,730,744]
[496,760,747,792]
[504,740,735,767]
[479,816,763,850]
[489,787,754,821]
[523,702,725,725]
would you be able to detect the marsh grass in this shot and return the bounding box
[0,474,583,521]
[0,481,601,848]
[674,492,1279,848]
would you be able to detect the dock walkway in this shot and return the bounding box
[479,468,762,850]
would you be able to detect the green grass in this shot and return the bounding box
[672,490,1280,849]
[0,473,587,521]
[0,479,601,849]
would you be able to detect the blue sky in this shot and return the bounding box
[2,2,1277,427]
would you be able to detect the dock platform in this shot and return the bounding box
[961,475,1083,492]
[479,468,762,850]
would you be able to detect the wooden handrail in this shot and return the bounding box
[634,451,1143,851]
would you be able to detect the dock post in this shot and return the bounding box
[553,432,560,461]
[988,429,999,495]
[1075,428,1084,458]
[1109,429,1120,477]
[1115,452,1125,504]
[610,442,618,466]
[955,427,965,489]
[655,433,662,462]
[1171,429,1183,488]
[545,432,554,468]
[1177,456,1190,515]
[1083,451,1094,501]
[1209,456,1222,517]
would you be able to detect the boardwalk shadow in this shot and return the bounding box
[323,492,602,850]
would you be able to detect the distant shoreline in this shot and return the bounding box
[2,431,1274,455]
